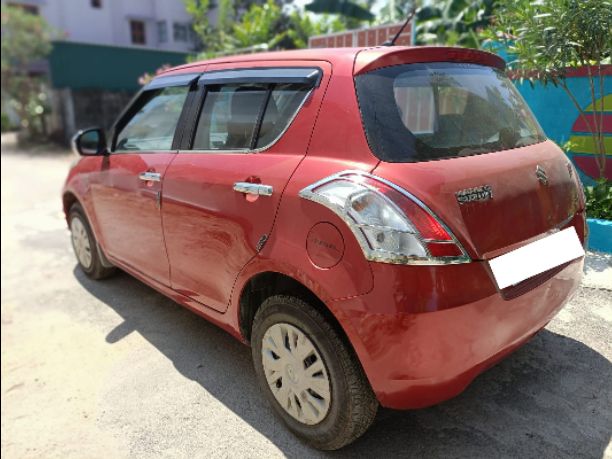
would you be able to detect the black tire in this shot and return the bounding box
[68,203,115,280]
[251,295,378,450]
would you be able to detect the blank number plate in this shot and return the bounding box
[488,227,584,290]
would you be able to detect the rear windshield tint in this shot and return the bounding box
[355,63,546,163]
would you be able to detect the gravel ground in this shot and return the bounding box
[1,143,611,459]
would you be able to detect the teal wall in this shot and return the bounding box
[49,41,189,91]
[512,73,611,185]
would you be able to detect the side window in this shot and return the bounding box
[194,84,267,150]
[115,86,188,151]
[192,82,311,151]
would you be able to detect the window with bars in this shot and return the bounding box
[130,20,146,45]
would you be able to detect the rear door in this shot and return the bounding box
[91,75,196,284]
[162,62,331,312]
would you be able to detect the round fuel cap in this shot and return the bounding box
[306,222,345,269]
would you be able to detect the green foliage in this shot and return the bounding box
[184,0,216,51]
[415,0,496,48]
[305,0,374,22]
[487,0,611,179]
[188,0,344,58]
[488,0,611,76]
[1,112,11,132]
[1,5,54,138]
[232,0,283,49]
[378,0,414,23]
[233,0,340,50]
[584,180,612,220]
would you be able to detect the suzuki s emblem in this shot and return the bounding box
[536,165,549,186]
[455,185,493,205]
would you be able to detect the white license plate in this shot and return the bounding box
[488,227,584,289]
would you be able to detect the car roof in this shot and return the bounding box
[160,46,505,77]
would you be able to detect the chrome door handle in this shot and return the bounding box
[233,182,273,197]
[139,171,161,182]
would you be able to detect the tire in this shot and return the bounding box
[251,295,378,450]
[68,203,115,280]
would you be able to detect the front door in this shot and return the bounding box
[92,84,191,284]
[162,63,330,312]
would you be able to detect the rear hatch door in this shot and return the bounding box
[373,141,582,259]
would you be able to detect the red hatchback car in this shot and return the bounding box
[64,46,586,450]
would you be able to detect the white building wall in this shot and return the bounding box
[5,0,209,52]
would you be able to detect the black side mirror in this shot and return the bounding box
[72,128,108,156]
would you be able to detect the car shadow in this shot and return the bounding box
[74,268,612,459]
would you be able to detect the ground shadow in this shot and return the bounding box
[74,268,611,459]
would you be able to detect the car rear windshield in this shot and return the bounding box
[355,62,546,163]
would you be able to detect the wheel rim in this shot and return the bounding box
[70,216,92,269]
[261,322,331,425]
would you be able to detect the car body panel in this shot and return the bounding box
[329,256,583,409]
[372,140,584,260]
[91,153,175,284]
[161,60,332,312]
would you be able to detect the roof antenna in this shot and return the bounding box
[383,6,417,46]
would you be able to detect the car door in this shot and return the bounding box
[161,63,331,312]
[91,75,197,285]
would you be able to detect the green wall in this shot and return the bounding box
[49,41,189,91]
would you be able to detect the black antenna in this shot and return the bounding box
[383,6,417,46]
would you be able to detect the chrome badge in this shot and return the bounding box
[455,185,493,205]
[536,165,549,185]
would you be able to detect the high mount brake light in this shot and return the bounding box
[299,171,470,265]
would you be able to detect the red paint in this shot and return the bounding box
[63,46,584,411]
[571,113,612,133]
[374,140,583,260]
[574,155,612,180]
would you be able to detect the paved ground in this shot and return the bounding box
[1,144,611,459]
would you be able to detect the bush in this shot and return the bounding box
[585,180,612,220]
[1,112,11,132]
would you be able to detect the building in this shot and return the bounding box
[4,0,216,142]
[7,0,206,52]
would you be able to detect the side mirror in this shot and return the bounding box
[72,128,108,156]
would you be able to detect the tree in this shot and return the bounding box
[1,5,53,137]
[488,0,611,180]
[415,0,496,48]
[188,0,341,57]
[378,0,414,23]
[233,0,336,51]
[305,0,375,26]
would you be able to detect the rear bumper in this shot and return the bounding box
[330,256,584,409]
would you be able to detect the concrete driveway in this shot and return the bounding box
[1,145,611,458]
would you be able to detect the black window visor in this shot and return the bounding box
[198,67,322,87]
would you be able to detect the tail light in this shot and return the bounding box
[299,171,470,265]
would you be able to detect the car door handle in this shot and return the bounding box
[233,182,273,196]
[139,171,161,182]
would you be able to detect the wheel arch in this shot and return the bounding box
[62,190,80,221]
[237,271,353,353]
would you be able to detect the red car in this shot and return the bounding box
[64,46,586,450]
